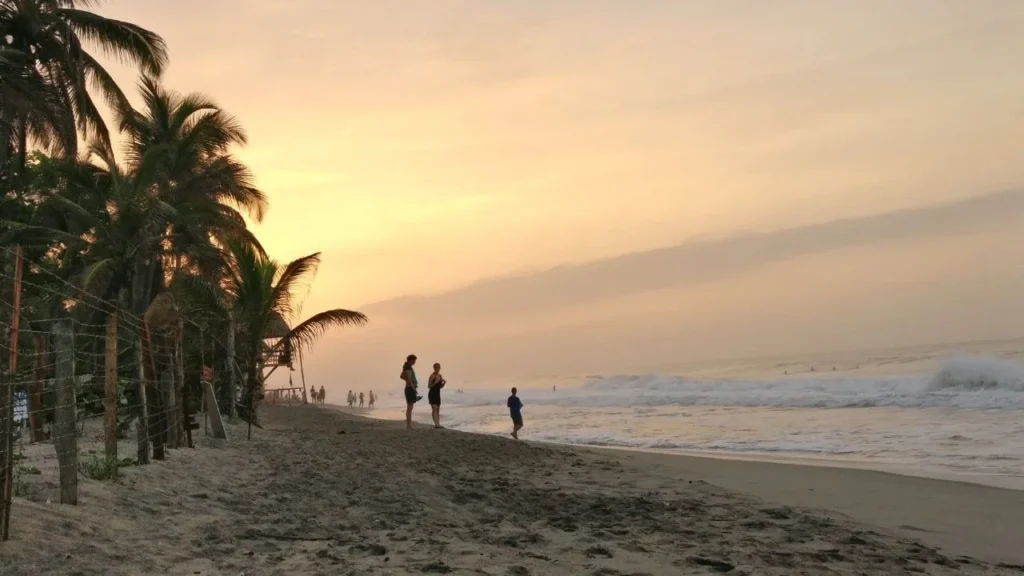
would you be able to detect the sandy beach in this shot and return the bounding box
[2,404,1022,576]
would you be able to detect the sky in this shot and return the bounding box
[97,1,1024,389]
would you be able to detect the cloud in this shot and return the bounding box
[365,189,1024,321]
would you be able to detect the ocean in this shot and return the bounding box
[369,338,1024,488]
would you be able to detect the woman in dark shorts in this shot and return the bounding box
[402,354,420,430]
[427,363,446,428]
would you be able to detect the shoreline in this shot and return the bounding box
[3,405,1022,574]
[355,404,1024,491]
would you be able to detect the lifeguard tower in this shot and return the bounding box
[260,313,308,404]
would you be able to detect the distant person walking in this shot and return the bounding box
[402,354,421,430]
[507,387,524,439]
[359,392,365,408]
[368,390,376,409]
[428,363,446,428]
[319,386,326,405]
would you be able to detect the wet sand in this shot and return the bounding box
[2,404,1022,575]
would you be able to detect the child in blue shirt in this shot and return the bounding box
[507,387,524,439]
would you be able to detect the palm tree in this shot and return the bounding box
[3,141,175,461]
[179,241,367,419]
[117,76,268,271]
[0,0,168,168]
[113,77,269,419]
[0,48,76,175]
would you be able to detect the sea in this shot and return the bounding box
[370,338,1024,489]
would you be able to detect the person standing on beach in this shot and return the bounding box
[319,386,326,405]
[427,363,446,428]
[402,354,421,429]
[507,387,524,439]
[368,390,375,409]
[359,392,365,407]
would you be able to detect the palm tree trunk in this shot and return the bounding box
[15,123,27,174]
[226,314,237,419]
[0,121,11,176]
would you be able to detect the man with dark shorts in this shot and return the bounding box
[401,354,420,430]
[507,387,524,439]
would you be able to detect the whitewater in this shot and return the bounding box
[376,341,1024,487]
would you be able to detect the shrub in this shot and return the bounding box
[79,455,136,481]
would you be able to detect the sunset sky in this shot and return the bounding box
[98,1,1024,387]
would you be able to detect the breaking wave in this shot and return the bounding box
[447,356,1024,410]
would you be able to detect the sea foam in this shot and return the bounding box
[446,356,1024,410]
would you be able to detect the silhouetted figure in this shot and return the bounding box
[428,363,446,428]
[508,387,524,440]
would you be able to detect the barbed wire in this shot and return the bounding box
[0,244,147,325]
[0,245,284,545]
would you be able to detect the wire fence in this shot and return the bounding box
[0,244,311,543]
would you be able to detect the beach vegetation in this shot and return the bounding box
[78,455,134,481]
[0,0,366,458]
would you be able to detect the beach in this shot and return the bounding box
[2,405,1023,576]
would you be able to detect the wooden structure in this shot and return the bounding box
[258,313,310,405]
[264,386,304,405]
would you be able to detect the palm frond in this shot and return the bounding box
[81,256,116,291]
[59,8,168,75]
[276,308,369,355]
[270,252,320,320]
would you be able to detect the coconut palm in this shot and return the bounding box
[117,76,268,276]
[0,0,168,167]
[0,48,76,173]
[178,241,368,418]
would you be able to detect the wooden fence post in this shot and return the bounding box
[175,320,186,446]
[104,311,118,459]
[141,323,164,461]
[29,334,45,442]
[161,365,176,448]
[53,319,77,505]
[134,336,149,465]
[299,348,308,404]
[0,245,23,540]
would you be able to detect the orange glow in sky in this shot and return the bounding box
[95,1,1024,386]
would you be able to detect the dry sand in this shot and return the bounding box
[1,404,1022,575]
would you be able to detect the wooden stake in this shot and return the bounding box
[298,347,308,404]
[0,245,23,540]
[134,335,149,465]
[53,319,77,505]
[141,322,164,461]
[174,318,186,448]
[28,335,45,442]
[104,310,118,458]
